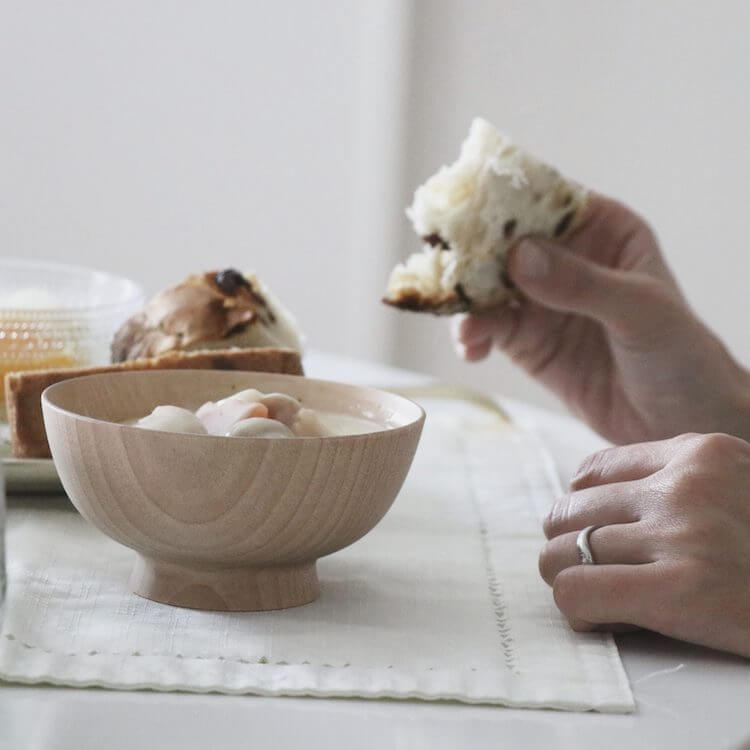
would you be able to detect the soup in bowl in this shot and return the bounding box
[42,369,424,611]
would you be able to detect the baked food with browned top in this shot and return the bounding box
[112,269,302,361]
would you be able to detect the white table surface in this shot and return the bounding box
[2,350,749,750]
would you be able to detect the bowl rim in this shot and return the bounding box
[41,369,426,443]
[0,257,145,315]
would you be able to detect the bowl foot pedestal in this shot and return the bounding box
[129,556,320,611]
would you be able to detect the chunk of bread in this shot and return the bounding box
[4,347,303,459]
[383,118,589,314]
[111,270,303,362]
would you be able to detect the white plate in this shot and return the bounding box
[1,422,64,494]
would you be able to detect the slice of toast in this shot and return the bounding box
[383,117,588,314]
[4,347,303,459]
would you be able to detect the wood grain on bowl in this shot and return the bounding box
[42,370,424,611]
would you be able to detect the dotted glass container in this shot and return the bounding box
[0,258,145,419]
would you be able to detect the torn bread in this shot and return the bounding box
[5,346,303,459]
[383,118,589,314]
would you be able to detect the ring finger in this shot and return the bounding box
[538,522,653,585]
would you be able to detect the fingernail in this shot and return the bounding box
[453,313,472,343]
[449,314,465,342]
[514,239,550,281]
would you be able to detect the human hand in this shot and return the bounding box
[539,432,750,657]
[452,194,750,445]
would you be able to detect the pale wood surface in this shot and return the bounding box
[41,369,424,611]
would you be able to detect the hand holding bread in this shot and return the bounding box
[385,117,750,445]
[453,192,750,445]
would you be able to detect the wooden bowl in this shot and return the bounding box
[42,369,424,611]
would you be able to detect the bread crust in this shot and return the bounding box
[4,347,303,459]
[382,289,465,315]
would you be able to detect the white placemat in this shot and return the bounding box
[0,397,634,712]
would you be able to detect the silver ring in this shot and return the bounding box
[576,525,599,565]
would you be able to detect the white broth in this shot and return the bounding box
[127,387,385,438]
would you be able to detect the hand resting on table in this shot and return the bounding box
[541,433,750,657]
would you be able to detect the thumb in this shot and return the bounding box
[506,237,669,340]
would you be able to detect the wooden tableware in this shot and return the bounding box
[42,370,424,612]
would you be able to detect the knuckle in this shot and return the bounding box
[544,495,572,538]
[566,258,597,299]
[632,275,668,304]
[664,433,748,502]
[669,432,702,452]
[570,449,614,490]
[685,432,745,464]
[660,466,699,502]
[646,514,681,548]
[674,431,701,443]
[668,516,723,564]
[666,518,706,551]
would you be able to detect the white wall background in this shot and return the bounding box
[1,0,411,361]
[3,1,750,414]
